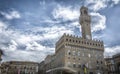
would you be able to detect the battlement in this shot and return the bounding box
[55,33,104,52]
[56,33,103,46]
[64,33,103,42]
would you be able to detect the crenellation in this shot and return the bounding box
[55,34,104,52]
[67,33,69,36]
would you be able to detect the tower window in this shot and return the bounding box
[66,39,68,41]
[84,10,87,14]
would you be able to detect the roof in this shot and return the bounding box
[4,61,39,65]
[113,53,120,58]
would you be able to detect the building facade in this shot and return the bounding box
[105,58,115,74]
[38,61,45,74]
[1,61,39,74]
[39,6,105,74]
[113,53,120,74]
[105,53,120,74]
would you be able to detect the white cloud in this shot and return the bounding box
[1,30,55,62]
[7,40,18,51]
[112,0,120,4]
[52,4,106,33]
[16,35,32,45]
[0,21,7,33]
[26,41,46,51]
[0,21,73,62]
[42,26,74,39]
[1,10,21,20]
[85,0,107,11]
[24,25,74,40]
[85,0,120,11]
[104,46,120,58]
[90,12,106,32]
[52,5,79,21]
[2,49,47,62]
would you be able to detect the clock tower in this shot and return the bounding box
[79,6,92,39]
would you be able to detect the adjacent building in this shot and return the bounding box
[1,61,39,74]
[113,53,120,74]
[105,53,120,74]
[39,6,105,74]
[38,61,45,74]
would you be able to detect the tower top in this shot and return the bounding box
[80,6,88,15]
[80,6,88,10]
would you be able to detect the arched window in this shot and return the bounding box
[84,10,87,14]
[67,50,71,55]
[78,63,81,68]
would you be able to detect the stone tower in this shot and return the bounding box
[80,6,92,39]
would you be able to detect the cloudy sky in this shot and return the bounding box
[0,0,120,62]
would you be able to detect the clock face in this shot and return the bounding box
[86,35,90,39]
